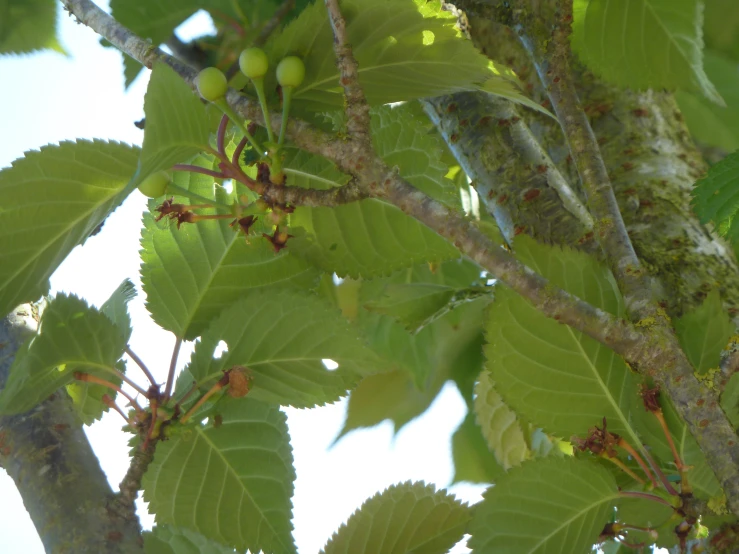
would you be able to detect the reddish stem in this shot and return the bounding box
[74,372,143,413]
[641,446,680,496]
[102,394,131,424]
[232,136,248,167]
[617,437,659,489]
[618,490,675,508]
[180,374,230,424]
[217,114,229,155]
[124,346,157,387]
[172,164,227,180]
[603,454,645,485]
[163,337,182,402]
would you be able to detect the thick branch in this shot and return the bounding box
[511,0,654,315]
[0,305,144,552]
[422,93,595,249]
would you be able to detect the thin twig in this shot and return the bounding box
[261,180,367,207]
[109,431,157,524]
[124,346,157,387]
[324,0,372,147]
[163,337,182,401]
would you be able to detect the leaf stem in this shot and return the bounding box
[252,77,274,144]
[170,164,227,180]
[232,136,248,167]
[102,394,132,424]
[652,408,690,493]
[124,346,157,387]
[641,445,680,496]
[617,437,659,489]
[618,490,675,508]
[215,98,264,155]
[216,113,229,155]
[163,337,182,402]
[602,454,645,485]
[73,372,143,413]
[179,374,229,424]
[108,366,150,398]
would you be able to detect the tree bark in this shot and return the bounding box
[0,305,144,553]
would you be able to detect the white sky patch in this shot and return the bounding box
[322,359,339,371]
[213,340,228,359]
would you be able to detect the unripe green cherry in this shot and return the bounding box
[276,56,305,88]
[138,171,170,198]
[239,47,269,79]
[196,67,228,101]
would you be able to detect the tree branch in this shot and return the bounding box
[422,93,596,248]
[261,180,368,207]
[511,0,655,315]
[60,0,739,517]
[0,304,144,552]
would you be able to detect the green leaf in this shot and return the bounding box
[143,397,296,554]
[370,104,461,208]
[363,283,456,331]
[485,237,643,446]
[676,50,739,152]
[66,359,126,426]
[140,155,316,340]
[66,280,137,424]
[183,289,382,407]
[0,0,64,55]
[265,0,543,114]
[572,0,722,104]
[110,0,202,46]
[136,63,210,186]
[0,140,139,320]
[691,149,739,239]
[144,524,237,554]
[616,494,674,529]
[320,481,471,554]
[451,412,506,485]
[292,200,458,278]
[473,370,529,470]
[469,457,619,553]
[704,0,739,62]
[0,294,127,415]
[100,278,137,343]
[674,290,734,373]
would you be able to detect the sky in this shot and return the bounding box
[0,3,486,552]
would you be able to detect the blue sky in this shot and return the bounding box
[0,2,484,552]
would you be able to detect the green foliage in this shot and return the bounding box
[676,50,739,152]
[263,0,543,114]
[0,140,139,322]
[140,155,315,340]
[335,260,488,436]
[450,413,505,484]
[469,457,619,553]
[485,237,643,446]
[321,481,471,554]
[0,294,127,415]
[144,524,237,553]
[291,105,463,278]
[691,150,739,240]
[143,397,296,554]
[182,289,382,407]
[704,0,739,62]
[0,0,64,55]
[674,290,734,373]
[100,279,137,343]
[66,279,137,424]
[721,372,739,428]
[572,0,722,104]
[473,370,529,470]
[136,63,210,186]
